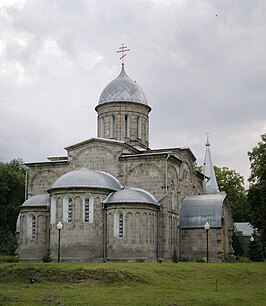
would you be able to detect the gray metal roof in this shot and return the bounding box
[234,222,254,236]
[180,193,226,228]
[104,187,159,206]
[50,168,122,191]
[21,194,50,207]
[98,65,148,105]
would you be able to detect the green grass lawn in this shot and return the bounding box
[0,262,265,305]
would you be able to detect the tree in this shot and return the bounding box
[248,133,266,184]
[0,159,25,255]
[232,231,244,258]
[247,133,266,254]
[214,166,249,222]
[172,248,178,263]
[247,237,264,262]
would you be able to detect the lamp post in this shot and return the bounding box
[56,221,63,263]
[204,222,211,263]
[250,236,254,261]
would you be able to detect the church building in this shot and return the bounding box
[16,47,234,262]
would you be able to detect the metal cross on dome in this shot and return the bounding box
[116,44,130,64]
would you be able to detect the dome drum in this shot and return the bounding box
[96,102,150,148]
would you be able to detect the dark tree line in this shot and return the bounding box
[214,166,249,222]
[247,133,266,255]
[0,159,25,255]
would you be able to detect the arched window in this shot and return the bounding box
[119,214,123,237]
[67,198,73,222]
[110,114,116,138]
[183,169,188,181]
[31,215,36,239]
[146,119,149,142]
[100,117,105,138]
[124,114,129,137]
[84,198,90,222]
[137,116,141,139]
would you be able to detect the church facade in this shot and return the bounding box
[16,60,234,262]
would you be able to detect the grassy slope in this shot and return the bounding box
[0,262,265,305]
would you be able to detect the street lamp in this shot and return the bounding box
[56,221,63,263]
[250,236,254,261]
[204,222,211,263]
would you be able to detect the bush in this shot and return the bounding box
[42,247,53,263]
[195,257,206,262]
[172,248,178,263]
[0,255,19,262]
[236,256,251,263]
[0,229,18,256]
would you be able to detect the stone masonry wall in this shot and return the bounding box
[181,228,223,262]
[49,190,108,261]
[18,207,49,261]
[106,204,159,261]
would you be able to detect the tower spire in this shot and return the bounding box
[202,135,219,194]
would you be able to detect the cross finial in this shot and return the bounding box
[206,132,210,146]
[116,43,130,65]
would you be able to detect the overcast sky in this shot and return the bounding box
[0,0,265,187]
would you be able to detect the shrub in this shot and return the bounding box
[237,256,251,263]
[42,247,53,263]
[0,255,19,263]
[0,229,18,256]
[195,257,206,262]
[172,248,178,263]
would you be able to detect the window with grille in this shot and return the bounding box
[84,198,90,222]
[31,215,36,239]
[119,214,123,237]
[67,198,73,222]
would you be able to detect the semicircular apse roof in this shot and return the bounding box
[98,65,148,105]
[49,168,122,192]
[21,194,50,207]
[180,193,226,228]
[104,187,159,206]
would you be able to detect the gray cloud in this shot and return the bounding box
[0,0,265,186]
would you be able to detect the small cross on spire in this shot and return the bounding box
[206,132,210,146]
[116,43,130,65]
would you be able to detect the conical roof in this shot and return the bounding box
[203,138,219,194]
[98,64,148,105]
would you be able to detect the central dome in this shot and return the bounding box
[98,64,148,105]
